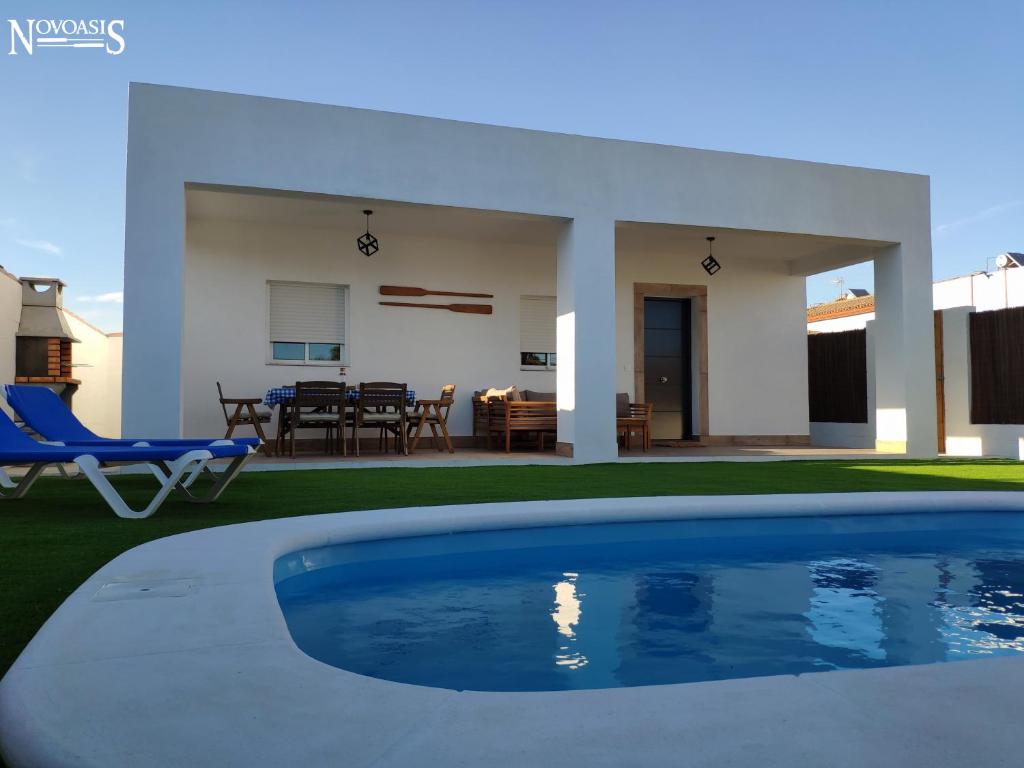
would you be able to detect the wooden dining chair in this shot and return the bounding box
[352,382,408,456]
[407,384,456,452]
[290,381,347,458]
[216,382,273,456]
[617,402,653,452]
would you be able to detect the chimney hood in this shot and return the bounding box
[16,277,79,342]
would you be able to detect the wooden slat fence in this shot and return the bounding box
[807,330,868,423]
[969,306,1024,424]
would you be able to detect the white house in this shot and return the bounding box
[807,255,1024,458]
[122,83,937,461]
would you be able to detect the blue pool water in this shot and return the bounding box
[275,511,1024,691]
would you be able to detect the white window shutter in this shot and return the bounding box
[520,296,556,352]
[269,282,346,344]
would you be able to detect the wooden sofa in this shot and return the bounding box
[486,397,557,453]
[472,389,557,452]
[472,389,654,453]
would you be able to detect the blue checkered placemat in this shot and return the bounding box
[265,387,416,406]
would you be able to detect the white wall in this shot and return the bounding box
[808,312,876,334]
[65,312,122,437]
[616,249,809,437]
[934,269,1024,312]
[184,217,811,441]
[0,271,21,414]
[107,334,122,434]
[941,306,1024,459]
[183,219,558,439]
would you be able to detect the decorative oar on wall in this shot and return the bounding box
[380,285,494,299]
[378,285,493,315]
[379,301,492,315]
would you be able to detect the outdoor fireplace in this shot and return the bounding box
[15,277,79,406]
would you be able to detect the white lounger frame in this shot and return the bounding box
[0,446,254,519]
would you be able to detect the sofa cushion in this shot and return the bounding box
[506,386,523,401]
[524,390,556,402]
[616,392,630,418]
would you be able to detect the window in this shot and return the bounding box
[268,281,348,365]
[520,295,556,370]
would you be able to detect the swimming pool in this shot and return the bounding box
[276,511,1024,691]
[7,493,1024,767]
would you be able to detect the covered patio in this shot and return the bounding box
[123,84,937,462]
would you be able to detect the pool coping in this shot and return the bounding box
[4,491,1024,767]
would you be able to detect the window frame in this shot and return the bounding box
[266,280,350,367]
[520,351,557,371]
[519,295,557,372]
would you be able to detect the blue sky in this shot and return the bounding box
[1,0,1021,331]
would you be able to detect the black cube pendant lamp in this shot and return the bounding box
[357,209,379,257]
[702,236,721,275]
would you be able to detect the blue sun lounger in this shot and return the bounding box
[4,384,262,450]
[0,407,254,519]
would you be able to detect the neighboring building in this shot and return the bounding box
[808,253,1024,333]
[806,255,1024,458]
[122,84,937,460]
[0,269,122,437]
[806,292,878,334]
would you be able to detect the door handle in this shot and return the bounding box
[658,376,669,384]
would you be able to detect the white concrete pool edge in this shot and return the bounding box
[4,491,1024,767]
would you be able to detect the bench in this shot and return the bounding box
[486,397,557,453]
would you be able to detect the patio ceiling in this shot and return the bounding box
[185,186,565,246]
[616,221,895,275]
[186,186,895,275]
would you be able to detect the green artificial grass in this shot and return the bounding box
[1,459,1022,677]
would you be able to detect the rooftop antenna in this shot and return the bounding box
[831,276,845,299]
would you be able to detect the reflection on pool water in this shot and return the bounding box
[274,512,1024,691]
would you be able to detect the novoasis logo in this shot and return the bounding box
[8,18,125,56]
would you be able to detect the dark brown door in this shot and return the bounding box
[644,298,693,440]
[934,310,946,454]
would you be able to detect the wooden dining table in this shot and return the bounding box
[263,386,418,455]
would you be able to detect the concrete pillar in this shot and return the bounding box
[121,90,186,440]
[873,242,937,457]
[556,216,617,463]
[121,182,184,439]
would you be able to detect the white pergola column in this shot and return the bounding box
[121,182,185,439]
[556,216,617,463]
[873,242,937,457]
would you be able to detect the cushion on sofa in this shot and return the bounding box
[616,392,630,418]
[523,390,556,402]
[482,386,523,400]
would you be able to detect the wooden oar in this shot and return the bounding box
[379,301,492,315]
[380,285,494,299]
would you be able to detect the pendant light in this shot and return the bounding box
[702,236,721,275]
[357,209,379,257]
